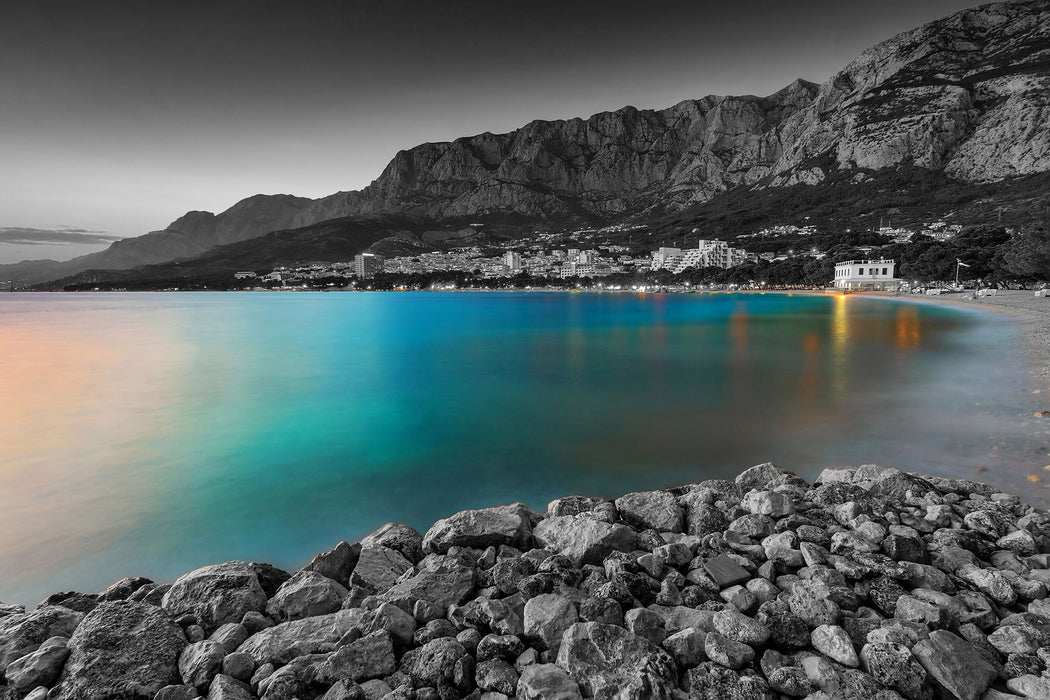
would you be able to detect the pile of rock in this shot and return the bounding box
[2,463,1050,700]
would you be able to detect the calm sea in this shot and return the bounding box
[1,291,1046,604]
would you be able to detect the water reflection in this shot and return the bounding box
[896,306,921,350]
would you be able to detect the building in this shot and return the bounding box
[833,259,899,290]
[354,253,384,279]
[653,240,750,273]
[504,251,522,271]
[234,271,257,280]
[651,247,684,271]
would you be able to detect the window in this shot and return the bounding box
[882,268,888,275]
[858,268,864,275]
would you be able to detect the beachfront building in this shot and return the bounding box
[651,240,750,273]
[833,259,900,290]
[354,253,384,279]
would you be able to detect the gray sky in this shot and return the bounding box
[0,0,987,264]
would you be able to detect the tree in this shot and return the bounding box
[1002,226,1050,282]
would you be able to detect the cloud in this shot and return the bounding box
[0,226,125,246]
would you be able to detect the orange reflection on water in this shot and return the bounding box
[0,309,183,586]
[798,332,822,403]
[730,307,748,352]
[896,306,921,350]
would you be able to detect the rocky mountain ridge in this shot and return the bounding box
[2,0,1048,287]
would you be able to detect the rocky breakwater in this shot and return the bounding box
[3,464,1050,700]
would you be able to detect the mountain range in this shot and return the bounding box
[4,0,1049,288]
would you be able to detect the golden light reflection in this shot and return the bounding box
[830,295,849,396]
[895,306,921,350]
[730,307,749,352]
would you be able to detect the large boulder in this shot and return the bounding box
[52,601,186,700]
[4,636,70,691]
[237,608,372,667]
[360,523,424,564]
[911,630,997,700]
[162,561,267,632]
[533,515,637,566]
[266,570,348,621]
[321,630,396,684]
[422,503,534,554]
[400,637,473,694]
[0,606,82,668]
[614,490,683,532]
[516,663,583,700]
[556,622,678,699]
[523,594,577,652]
[380,555,475,610]
[350,545,413,593]
[302,542,361,588]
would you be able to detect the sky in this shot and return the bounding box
[0,0,988,264]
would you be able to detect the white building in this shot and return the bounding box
[653,240,749,273]
[354,253,384,279]
[833,259,899,290]
[504,251,522,271]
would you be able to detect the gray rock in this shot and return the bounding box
[318,679,364,700]
[221,652,254,683]
[178,640,226,690]
[302,541,362,587]
[741,490,795,517]
[662,627,707,669]
[959,565,1018,605]
[736,463,793,492]
[52,601,186,700]
[4,635,69,691]
[266,570,348,621]
[532,515,638,566]
[400,638,472,693]
[989,625,1040,655]
[1006,674,1050,699]
[614,490,683,532]
[380,555,475,610]
[912,629,997,700]
[859,642,929,700]
[811,624,859,667]
[685,662,772,700]
[557,622,678,699]
[0,606,82,668]
[624,607,667,645]
[516,663,582,700]
[350,546,413,593]
[713,609,770,646]
[786,580,841,628]
[703,553,752,588]
[322,630,396,684]
[523,594,577,652]
[162,562,267,633]
[237,608,371,667]
[476,633,524,663]
[154,685,199,700]
[206,674,254,700]
[360,523,424,564]
[99,576,153,602]
[475,658,517,695]
[704,631,755,670]
[365,602,416,649]
[422,503,533,554]
[208,623,249,654]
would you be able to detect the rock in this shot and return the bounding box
[237,608,371,667]
[475,658,518,695]
[380,555,475,611]
[685,662,772,700]
[52,601,186,700]
[532,515,637,566]
[912,629,998,700]
[614,490,683,532]
[400,638,473,694]
[703,553,752,588]
[154,685,199,700]
[959,565,1018,605]
[365,602,416,649]
[523,594,577,652]
[989,626,1040,655]
[557,622,678,699]
[247,563,291,599]
[302,541,362,587]
[422,504,533,554]
[266,570,348,621]
[624,607,667,645]
[207,674,254,700]
[811,624,859,667]
[859,642,929,700]
[360,523,424,564]
[221,651,254,683]
[476,634,524,663]
[98,577,153,602]
[1006,675,1050,699]
[516,663,582,700]
[4,636,69,691]
[704,632,755,670]
[162,562,267,633]
[741,490,795,517]
[209,623,249,654]
[662,627,707,669]
[350,546,413,593]
[323,630,396,683]
[756,600,810,650]
[318,679,363,700]
[786,580,841,627]
[0,606,82,668]
[178,640,226,690]
[713,609,770,646]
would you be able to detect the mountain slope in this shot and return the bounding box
[5,0,1050,288]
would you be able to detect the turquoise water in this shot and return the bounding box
[0,291,1046,604]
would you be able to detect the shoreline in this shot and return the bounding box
[1,464,1048,700]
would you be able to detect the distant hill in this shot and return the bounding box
[6,0,1050,288]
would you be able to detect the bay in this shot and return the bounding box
[0,291,1044,604]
